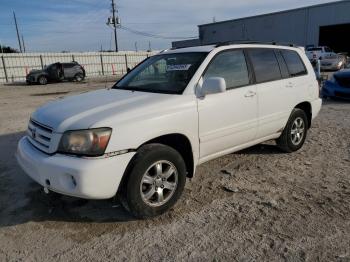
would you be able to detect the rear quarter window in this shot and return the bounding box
[275,50,290,79]
[247,48,282,83]
[281,50,307,77]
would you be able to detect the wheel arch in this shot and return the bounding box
[294,101,312,128]
[138,133,195,178]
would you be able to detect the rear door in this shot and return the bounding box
[198,49,258,159]
[247,48,293,139]
[280,49,309,106]
[63,63,75,79]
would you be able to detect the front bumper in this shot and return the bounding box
[321,65,341,71]
[26,75,36,83]
[16,137,135,199]
[323,81,350,100]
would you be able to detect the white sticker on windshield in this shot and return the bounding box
[166,64,192,71]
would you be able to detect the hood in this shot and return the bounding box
[334,69,350,79]
[31,89,178,133]
[29,69,45,75]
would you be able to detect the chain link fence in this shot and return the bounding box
[0,51,157,83]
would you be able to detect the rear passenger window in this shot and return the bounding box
[248,49,281,83]
[63,63,75,69]
[204,50,250,90]
[281,50,307,77]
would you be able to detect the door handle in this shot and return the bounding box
[244,91,256,97]
[286,82,294,88]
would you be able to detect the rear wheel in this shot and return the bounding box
[38,75,48,85]
[74,73,84,82]
[276,108,308,153]
[120,144,186,218]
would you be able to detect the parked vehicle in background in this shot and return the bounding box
[320,55,347,71]
[323,69,350,100]
[306,46,337,61]
[26,62,85,85]
[17,43,322,218]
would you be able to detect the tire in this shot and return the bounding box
[276,108,308,153]
[120,143,186,218]
[38,75,48,85]
[74,73,84,82]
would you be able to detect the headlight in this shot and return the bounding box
[329,76,337,84]
[58,128,112,156]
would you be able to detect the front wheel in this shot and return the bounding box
[38,75,48,85]
[276,108,308,153]
[120,144,186,218]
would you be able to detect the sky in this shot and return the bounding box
[0,0,341,52]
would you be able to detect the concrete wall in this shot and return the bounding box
[0,51,157,83]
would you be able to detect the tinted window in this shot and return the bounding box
[63,63,76,68]
[275,50,290,78]
[325,47,332,52]
[307,48,322,51]
[281,50,307,77]
[248,49,281,83]
[203,50,250,90]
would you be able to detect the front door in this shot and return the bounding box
[198,49,258,159]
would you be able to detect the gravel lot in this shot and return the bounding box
[0,80,349,261]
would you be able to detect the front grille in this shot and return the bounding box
[27,119,53,153]
[334,91,350,99]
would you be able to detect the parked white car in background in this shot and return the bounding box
[17,43,322,218]
[320,55,347,71]
[306,46,337,61]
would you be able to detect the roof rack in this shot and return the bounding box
[215,41,296,47]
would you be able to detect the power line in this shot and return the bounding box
[120,25,197,40]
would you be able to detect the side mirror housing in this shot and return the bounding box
[201,77,226,95]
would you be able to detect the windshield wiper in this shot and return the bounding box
[114,85,180,94]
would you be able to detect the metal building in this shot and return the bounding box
[173,0,350,53]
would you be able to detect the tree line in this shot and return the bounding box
[0,45,18,53]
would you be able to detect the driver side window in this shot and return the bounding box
[203,50,250,90]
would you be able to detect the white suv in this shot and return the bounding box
[17,43,322,218]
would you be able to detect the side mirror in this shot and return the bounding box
[201,77,226,95]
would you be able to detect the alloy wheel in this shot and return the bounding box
[140,160,178,207]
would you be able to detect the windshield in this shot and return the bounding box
[307,47,322,51]
[113,52,208,94]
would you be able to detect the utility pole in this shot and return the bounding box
[21,34,26,53]
[13,11,22,53]
[106,0,119,52]
[135,42,138,52]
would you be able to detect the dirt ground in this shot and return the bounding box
[0,79,349,262]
